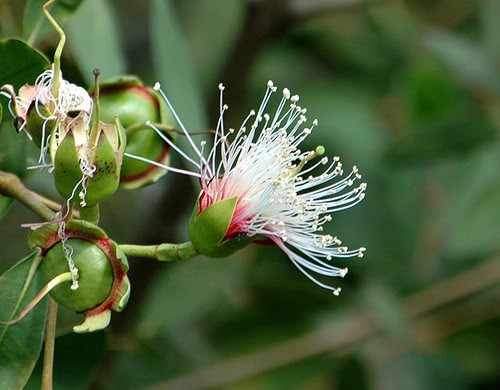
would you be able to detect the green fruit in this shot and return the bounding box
[42,239,113,312]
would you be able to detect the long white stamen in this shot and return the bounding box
[146,121,200,169]
[153,82,210,173]
[124,152,201,178]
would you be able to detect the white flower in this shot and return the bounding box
[128,80,367,294]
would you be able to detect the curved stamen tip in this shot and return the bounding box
[315,145,325,156]
[267,80,274,88]
[333,288,341,296]
[153,82,161,91]
[145,120,152,126]
[340,268,348,277]
[93,68,101,77]
[218,83,225,91]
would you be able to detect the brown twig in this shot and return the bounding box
[0,171,55,221]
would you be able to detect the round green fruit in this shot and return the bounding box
[42,239,113,312]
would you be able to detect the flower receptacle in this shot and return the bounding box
[188,194,253,258]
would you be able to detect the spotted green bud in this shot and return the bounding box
[188,194,253,258]
[28,219,130,333]
[52,113,126,207]
[92,76,176,189]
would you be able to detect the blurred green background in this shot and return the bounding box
[2,0,500,388]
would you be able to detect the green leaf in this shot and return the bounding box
[0,38,49,90]
[23,0,84,45]
[0,195,13,221]
[67,0,126,85]
[423,30,500,96]
[150,0,207,155]
[0,251,47,390]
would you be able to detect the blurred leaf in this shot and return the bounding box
[0,195,13,221]
[293,79,385,169]
[365,350,466,390]
[179,0,245,95]
[23,0,84,44]
[150,0,207,159]
[137,256,245,336]
[442,318,500,378]
[400,58,458,125]
[233,355,333,390]
[384,57,496,165]
[422,30,500,96]
[384,108,496,165]
[481,0,500,60]
[0,251,47,390]
[359,281,409,339]
[67,0,126,85]
[25,332,106,390]
[443,143,500,257]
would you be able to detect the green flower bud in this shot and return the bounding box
[188,193,254,258]
[28,219,130,333]
[92,76,176,189]
[96,76,160,128]
[52,113,126,207]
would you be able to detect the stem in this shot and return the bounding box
[88,69,102,151]
[0,171,55,221]
[36,194,80,218]
[41,298,58,390]
[42,0,65,98]
[79,204,100,224]
[120,242,198,261]
[1,272,72,325]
